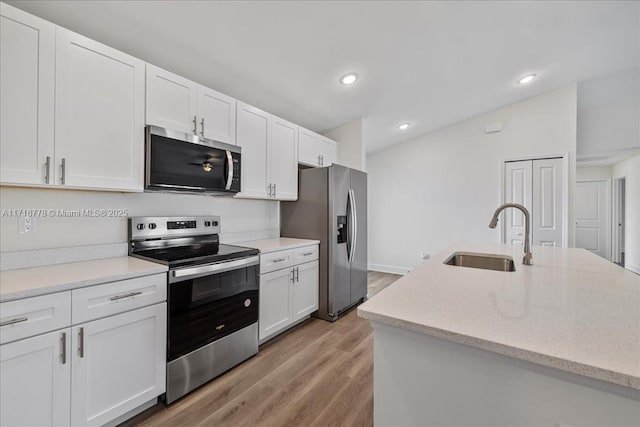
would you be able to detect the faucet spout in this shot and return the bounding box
[489,203,533,265]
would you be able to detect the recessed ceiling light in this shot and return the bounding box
[517,74,536,84]
[340,73,359,85]
[398,123,410,130]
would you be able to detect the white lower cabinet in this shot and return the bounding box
[293,261,319,320]
[71,303,166,426]
[259,245,319,342]
[0,276,167,427]
[0,328,71,427]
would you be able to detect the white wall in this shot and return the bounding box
[367,85,577,272]
[324,119,365,171]
[0,187,279,252]
[576,166,613,181]
[612,155,640,274]
[577,68,640,158]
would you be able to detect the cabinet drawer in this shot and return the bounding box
[0,292,71,344]
[72,274,166,324]
[260,250,294,274]
[293,245,319,264]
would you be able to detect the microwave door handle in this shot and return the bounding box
[225,150,233,190]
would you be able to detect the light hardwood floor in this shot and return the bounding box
[125,271,402,427]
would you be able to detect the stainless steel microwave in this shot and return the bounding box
[145,126,241,195]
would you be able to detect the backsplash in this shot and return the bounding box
[0,186,279,253]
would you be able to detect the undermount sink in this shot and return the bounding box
[444,251,516,272]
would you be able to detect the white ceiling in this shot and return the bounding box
[9,1,639,153]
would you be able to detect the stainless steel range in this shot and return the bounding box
[128,216,259,404]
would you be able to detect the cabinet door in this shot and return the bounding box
[259,268,293,341]
[197,86,236,144]
[55,27,145,191]
[146,64,198,134]
[235,102,270,198]
[0,3,55,186]
[320,137,337,167]
[0,329,71,427]
[298,127,323,167]
[293,261,319,321]
[269,117,298,200]
[71,303,166,427]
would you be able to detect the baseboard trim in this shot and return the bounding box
[368,264,413,275]
[625,264,640,275]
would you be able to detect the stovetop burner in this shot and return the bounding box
[134,243,259,268]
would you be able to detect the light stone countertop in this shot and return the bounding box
[0,257,168,302]
[239,237,320,254]
[358,243,640,390]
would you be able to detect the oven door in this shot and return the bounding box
[145,125,241,194]
[168,257,259,362]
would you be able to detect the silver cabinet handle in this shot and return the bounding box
[267,183,272,197]
[302,252,314,256]
[44,156,51,184]
[192,115,197,134]
[0,317,28,327]
[321,155,324,166]
[291,268,295,283]
[273,183,276,198]
[60,332,67,365]
[60,158,66,184]
[295,267,299,282]
[78,327,84,358]
[200,117,205,137]
[110,291,142,301]
[318,155,322,166]
[272,257,287,263]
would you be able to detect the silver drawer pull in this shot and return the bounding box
[0,317,28,327]
[272,258,287,263]
[110,291,142,301]
[302,252,314,256]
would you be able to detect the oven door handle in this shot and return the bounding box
[170,255,259,282]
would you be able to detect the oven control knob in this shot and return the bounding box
[244,299,251,307]
[204,221,211,227]
[136,223,145,230]
[148,223,157,230]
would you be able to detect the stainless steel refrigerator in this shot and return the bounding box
[281,164,367,321]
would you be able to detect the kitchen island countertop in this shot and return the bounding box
[358,243,640,390]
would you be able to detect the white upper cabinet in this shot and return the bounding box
[55,27,145,191]
[236,102,270,198]
[236,102,298,200]
[146,64,237,144]
[298,127,336,167]
[0,3,55,186]
[269,117,298,200]
[146,64,198,134]
[197,86,236,143]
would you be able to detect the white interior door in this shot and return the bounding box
[576,180,610,259]
[0,3,55,186]
[532,158,564,247]
[504,160,533,246]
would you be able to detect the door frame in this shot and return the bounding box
[575,178,612,260]
[499,153,570,248]
[612,176,626,266]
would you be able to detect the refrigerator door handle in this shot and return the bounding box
[348,189,357,263]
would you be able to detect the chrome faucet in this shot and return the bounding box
[489,203,533,265]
